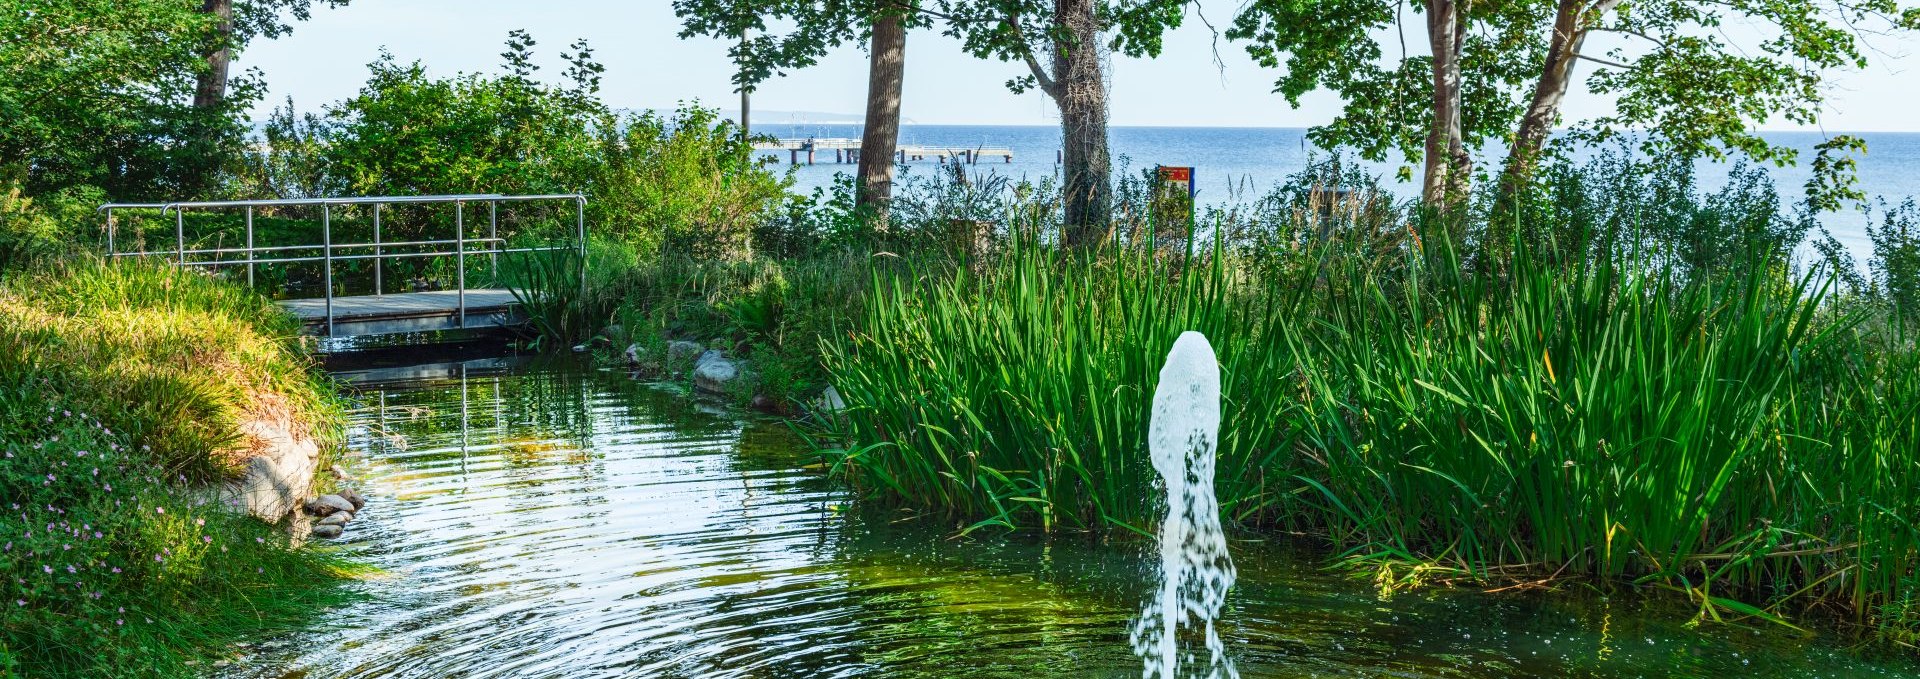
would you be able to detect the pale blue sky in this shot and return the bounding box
[238,0,1920,131]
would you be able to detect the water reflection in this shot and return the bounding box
[228,358,1918,678]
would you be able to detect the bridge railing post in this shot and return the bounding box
[576,196,587,299]
[456,200,466,328]
[489,200,498,285]
[373,203,382,296]
[323,203,334,338]
[245,206,255,288]
[174,208,185,265]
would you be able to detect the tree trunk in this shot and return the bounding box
[193,0,235,110]
[857,12,907,220]
[1055,0,1111,246]
[1500,0,1587,198]
[1421,0,1468,208]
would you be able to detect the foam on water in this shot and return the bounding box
[1130,331,1238,679]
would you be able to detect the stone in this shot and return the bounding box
[750,394,776,412]
[337,487,367,511]
[304,494,354,516]
[813,385,848,415]
[310,524,344,539]
[317,512,351,527]
[226,415,322,523]
[598,324,625,343]
[693,350,745,395]
[665,340,704,366]
[622,343,646,366]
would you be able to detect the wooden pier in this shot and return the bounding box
[753,138,1014,165]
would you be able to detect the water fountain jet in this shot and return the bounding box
[1130,331,1238,679]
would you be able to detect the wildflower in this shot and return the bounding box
[111,567,120,573]
[256,537,264,543]
[116,619,123,625]
[42,565,51,574]
[14,600,23,607]
[194,518,204,527]
[66,565,75,574]
[153,555,162,562]
[201,535,211,544]
[155,507,164,515]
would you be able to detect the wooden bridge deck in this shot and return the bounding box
[280,289,524,337]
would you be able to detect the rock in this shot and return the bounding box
[304,494,355,516]
[622,343,646,366]
[317,512,351,527]
[571,343,589,353]
[310,524,344,539]
[750,394,776,412]
[813,385,848,415]
[337,487,367,511]
[693,350,745,395]
[598,324,625,344]
[666,340,704,366]
[227,415,322,523]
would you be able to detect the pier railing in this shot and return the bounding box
[96,193,587,336]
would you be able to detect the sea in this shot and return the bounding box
[753,124,1920,266]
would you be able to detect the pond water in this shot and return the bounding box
[232,356,1918,678]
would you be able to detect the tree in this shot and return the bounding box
[1,0,250,199]
[857,11,908,219]
[1497,0,1920,194]
[674,0,919,218]
[1230,0,1545,209]
[194,0,352,110]
[926,0,1189,243]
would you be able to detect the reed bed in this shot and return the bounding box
[819,222,1920,637]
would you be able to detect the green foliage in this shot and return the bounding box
[588,107,790,259]
[0,261,350,677]
[0,0,255,200]
[227,33,788,261]
[1868,199,1920,315]
[1230,0,1918,177]
[1229,0,1544,173]
[318,34,608,199]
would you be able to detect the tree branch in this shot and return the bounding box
[1576,52,1637,69]
[1004,12,1060,98]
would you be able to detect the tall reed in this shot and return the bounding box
[820,227,1920,632]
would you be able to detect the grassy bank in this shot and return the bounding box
[0,261,352,677]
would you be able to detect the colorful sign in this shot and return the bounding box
[1154,165,1197,229]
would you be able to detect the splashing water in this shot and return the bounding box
[1130,331,1238,679]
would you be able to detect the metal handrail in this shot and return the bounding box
[98,193,587,337]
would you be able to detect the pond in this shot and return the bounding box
[232,355,1918,678]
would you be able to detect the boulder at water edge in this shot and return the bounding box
[304,494,355,516]
[338,487,367,511]
[693,350,745,395]
[317,512,351,527]
[310,524,344,539]
[666,341,704,366]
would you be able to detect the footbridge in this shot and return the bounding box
[98,194,586,340]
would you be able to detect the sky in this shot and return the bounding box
[237,0,1920,131]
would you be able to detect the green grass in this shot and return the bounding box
[0,260,355,677]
